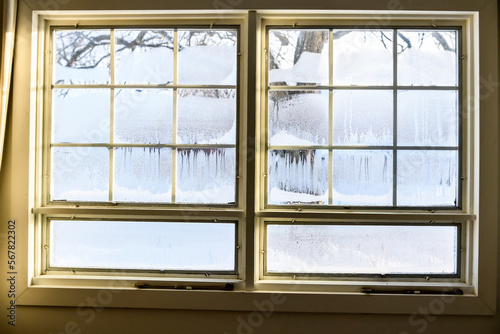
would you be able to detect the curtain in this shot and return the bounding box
[0,0,18,171]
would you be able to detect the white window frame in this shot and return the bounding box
[17,10,496,316]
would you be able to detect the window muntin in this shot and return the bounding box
[49,28,239,205]
[265,28,460,208]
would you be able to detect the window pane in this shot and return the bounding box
[268,29,329,86]
[332,29,393,86]
[51,147,109,202]
[115,30,174,84]
[333,90,393,146]
[177,89,236,144]
[50,220,236,271]
[397,150,458,206]
[52,89,110,144]
[269,90,328,146]
[114,89,173,144]
[113,148,172,202]
[178,29,237,85]
[398,90,458,146]
[398,30,458,86]
[266,224,458,275]
[333,150,393,206]
[176,148,236,204]
[268,150,328,205]
[54,30,110,85]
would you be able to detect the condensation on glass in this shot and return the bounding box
[266,28,459,208]
[50,220,236,271]
[51,28,238,204]
[266,224,459,275]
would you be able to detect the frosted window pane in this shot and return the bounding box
[267,224,458,274]
[398,90,458,146]
[176,148,235,204]
[114,89,173,144]
[268,150,328,205]
[115,30,174,84]
[51,147,109,202]
[113,148,172,203]
[398,30,458,86]
[269,91,328,145]
[178,30,237,85]
[333,90,393,146]
[332,30,393,86]
[54,30,110,85]
[333,150,393,206]
[397,150,458,206]
[50,220,236,271]
[177,89,236,144]
[268,29,329,86]
[52,89,110,144]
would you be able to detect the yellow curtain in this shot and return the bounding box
[0,0,17,171]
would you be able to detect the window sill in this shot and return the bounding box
[17,281,494,315]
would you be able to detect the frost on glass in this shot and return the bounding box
[177,89,236,144]
[115,30,174,84]
[332,30,393,86]
[268,150,328,205]
[398,30,458,86]
[266,224,458,274]
[52,89,110,144]
[397,150,458,206]
[114,89,173,144]
[51,147,109,202]
[178,30,237,85]
[268,29,329,86]
[398,90,458,147]
[333,90,393,146]
[54,30,110,85]
[176,148,235,204]
[50,220,236,271]
[113,148,172,202]
[269,90,328,145]
[333,150,393,206]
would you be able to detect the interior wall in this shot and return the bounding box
[0,0,498,333]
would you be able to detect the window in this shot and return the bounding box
[259,26,463,280]
[35,16,246,279]
[25,10,493,315]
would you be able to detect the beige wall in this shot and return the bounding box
[0,0,498,333]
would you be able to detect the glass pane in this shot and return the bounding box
[52,89,110,144]
[398,90,458,146]
[115,30,174,84]
[266,224,458,274]
[51,147,109,202]
[268,150,328,205]
[177,89,236,144]
[114,89,173,144]
[333,90,393,146]
[54,30,110,85]
[333,150,393,206]
[397,150,458,206]
[176,148,235,204]
[332,29,393,86]
[398,30,458,86]
[269,90,328,145]
[113,148,172,202]
[50,220,236,271]
[268,29,329,86]
[178,29,237,85]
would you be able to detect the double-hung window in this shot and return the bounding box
[28,11,489,312]
[34,14,246,280]
[258,24,464,282]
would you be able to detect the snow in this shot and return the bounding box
[269,51,328,85]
